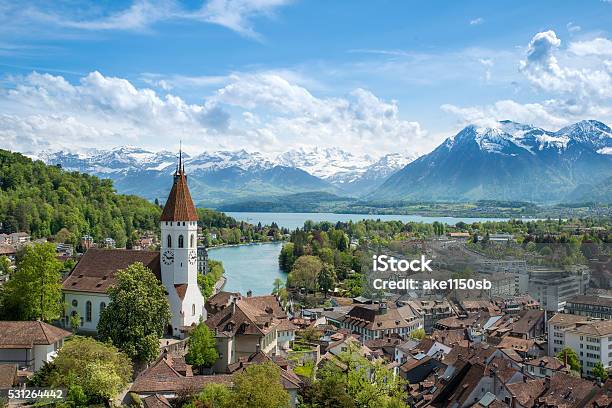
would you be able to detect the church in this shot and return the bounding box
[61,153,206,338]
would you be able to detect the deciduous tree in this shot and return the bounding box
[186,322,219,373]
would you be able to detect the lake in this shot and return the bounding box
[226,211,517,230]
[207,242,285,296]
[209,212,524,295]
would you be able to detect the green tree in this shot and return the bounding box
[186,322,219,373]
[0,243,62,321]
[409,328,426,340]
[272,278,285,296]
[317,263,336,298]
[198,260,225,299]
[194,383,232,408]
[278,243,295,272]
[556,347,581,372]
[69,312,81,334]
[0,256,11,275]
[97,262,171,363]
[593,361,608,382]
[287,255,322,292]
[231,362,290,408]
[47,336,132,404]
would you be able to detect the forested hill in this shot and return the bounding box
[0,149,161,246]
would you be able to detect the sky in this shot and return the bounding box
[0,0,611,158]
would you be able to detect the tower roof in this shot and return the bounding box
[160,151,199,222]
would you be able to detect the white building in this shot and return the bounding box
[548,313,612,377]
[527,268,587,312]
[62,153,206,338]
[0,321,71,371]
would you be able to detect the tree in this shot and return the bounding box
[272,278,285,296]
[97,262,171,363]
[288,255,322,292]
[317,264,336,298]
[556,347,580,372]
[0,256,11,275]
[47,336,132,404]
[69,312,81,333]
[0,243,62,321]
[194,383,232,408]
[231,362,290,408]
[278,243,295,272]
[409,328,426,340]
[186,322,219,373]
[593,361,608,382]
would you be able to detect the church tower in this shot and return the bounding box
[160,150,205,338]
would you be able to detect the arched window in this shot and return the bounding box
[167,235,172,248]
[86,301,92,322]
[192,304,196,316]
[190,234,195,248]
[100,302,106,314]
[178,235,184,248]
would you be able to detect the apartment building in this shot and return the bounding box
[564,295,612,320]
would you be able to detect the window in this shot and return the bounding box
[178,235,184,248]
[71,299,78,307]
[167,235,172,248]
[192,304,196,316]
[86,301,92,322]
[190,234,195,248]
[100,302,106,314]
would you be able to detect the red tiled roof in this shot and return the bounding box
[62,249,160,293]
[0,321,71,348]
[175,284,187,301]
[160,170,198,222]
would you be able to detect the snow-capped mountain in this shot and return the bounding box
[373,120,612,203]
[34,146,415,205]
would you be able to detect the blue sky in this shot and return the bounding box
[0,0,611,157]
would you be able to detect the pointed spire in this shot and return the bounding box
[161,145,198,222]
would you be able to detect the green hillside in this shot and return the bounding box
[0,149,160,246]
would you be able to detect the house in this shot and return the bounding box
[0,321,71,371]
[103,237,116,248]
[205,294,288,373]
[523,356,568,378]
[337,302,424,341]
[403,298,454,333]
[62,151,206,338]
[564,294,612,319]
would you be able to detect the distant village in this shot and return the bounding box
[0,159,611,407]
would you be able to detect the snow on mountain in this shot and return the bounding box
[277,147,376,180]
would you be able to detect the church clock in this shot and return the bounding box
[162,249,174,265]
[188,250,197,265]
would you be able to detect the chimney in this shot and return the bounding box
[379,303,388,315]
[247,290,252,298]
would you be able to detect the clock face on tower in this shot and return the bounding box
[162,249,174,265]
[188,250,197,265]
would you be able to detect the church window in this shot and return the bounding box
[86,301,92,322]
[192,304,196,316]
[100,302,106,313]
[167,235,172,248]
[190,234,195,248]
[72,299,78,307]
[178,235,184,248]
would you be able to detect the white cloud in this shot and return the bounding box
[469,17,484,25]
[566,22,581,33]
[0,71,428,157]
[568,38,612,56]
[3,0,293,39]
[442,30,612,130]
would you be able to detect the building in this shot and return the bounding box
[80,235,94,250]
[564,295,612,319]
[403,299,454,333]
[62,151,206,338]
[0,321,71,371]
[0,232,31,246]
[103,237,116,248]
[337,302,424,341]
[548,313,612,377]
[197,246,209,275]
[205,294,291,373]
[527,268,586,312]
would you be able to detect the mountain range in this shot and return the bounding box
[32,119,612,206]
[34,147,413,206]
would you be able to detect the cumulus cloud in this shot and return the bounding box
[0,71,427,157]
[443,30,612,130]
